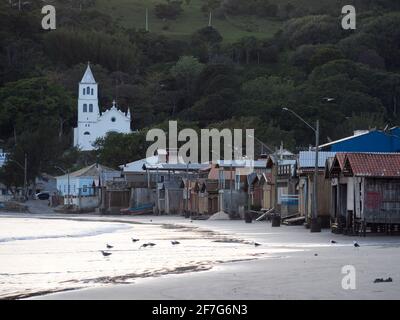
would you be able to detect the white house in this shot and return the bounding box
[73,64,132,151]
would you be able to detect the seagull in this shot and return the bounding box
[171,241,180,245]
[101,251,112,257]
[131,238,140,242]
[140,242,156,249]
[330,240,337,244]
[254,242,261,247]
[106,244,113,249]
[354,241,360,248]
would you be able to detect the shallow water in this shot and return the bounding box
[0,217,299,299]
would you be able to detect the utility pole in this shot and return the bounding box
[312,120,320,232]
[282,107,321,232]
[145,8,149,32]
[186,162,190,216]
[24,153,27,200]
[55,166,70,205]
[230,162,233,217]
[7,154,28,201]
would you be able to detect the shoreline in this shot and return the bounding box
[2,213,400,300]
[0,213,277,300]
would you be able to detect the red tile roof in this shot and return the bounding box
[336,153,347,169]
[343,153,400,177]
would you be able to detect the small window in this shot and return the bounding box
[83,104,87,112]
[89,104,93,112]
[83,88,85,95]
[87,86,90,94]
[111,117,116,122]
[84,131,90,135]
[91,88,94,95]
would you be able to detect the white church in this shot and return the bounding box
[73,64,132,151]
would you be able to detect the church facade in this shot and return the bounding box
[73,64,132,151]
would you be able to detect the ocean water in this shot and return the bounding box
[0,217,297,299]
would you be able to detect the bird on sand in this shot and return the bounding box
[140,242,156,248]
[106,244,113,249]
[131,238,140,242]
[330,240,338,244]
[101,251,112,257]
[171,241,180,245]
[353,241,360,248]
[254,242,261,247]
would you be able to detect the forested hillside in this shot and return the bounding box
[1,0,400,187]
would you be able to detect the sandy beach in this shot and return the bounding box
[1,213,399,300]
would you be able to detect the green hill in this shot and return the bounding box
[93,0,283,42]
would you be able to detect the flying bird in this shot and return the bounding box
[171,241,180,245]
[101,251,112,257]
[353,241,360,248]
[106,244,113,249]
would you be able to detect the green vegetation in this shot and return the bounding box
[1,0,400,190]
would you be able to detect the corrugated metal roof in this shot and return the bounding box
[57,164,120,178]
[217,159,267,168]
[298,151,336,168]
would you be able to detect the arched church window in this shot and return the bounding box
[83,88,85,95]
[87,86,90,95]
[83,104,87,112]
[89,104,93,112]
[91,88,94,95]
[84,132,90,135]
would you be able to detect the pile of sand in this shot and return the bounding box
[208,211,230,220]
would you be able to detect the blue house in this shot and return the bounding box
[320,127,400,152]
[56,164,121,198]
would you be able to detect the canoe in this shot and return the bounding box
[120,203,154,215]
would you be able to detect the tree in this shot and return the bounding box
[154,1,184,20]
[190,26,223,62]
[0,77,74,141]
[94,132,147,168]
[170,56,205,107]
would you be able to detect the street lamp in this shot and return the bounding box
[247,134,274,155]
[55,166,70,205]
[282,107,321,233]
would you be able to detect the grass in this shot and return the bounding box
[94,0,283,42]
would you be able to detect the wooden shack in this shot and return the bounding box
[327,153,400,235]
